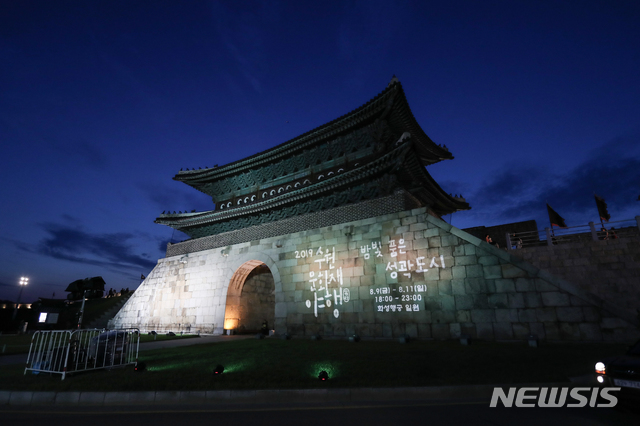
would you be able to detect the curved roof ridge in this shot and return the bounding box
[174,80,404,182]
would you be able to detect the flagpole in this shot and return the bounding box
[546,201,555,244]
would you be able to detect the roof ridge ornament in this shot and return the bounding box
[395,132,411,146]
[388,75,399,88]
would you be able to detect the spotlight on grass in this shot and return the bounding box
[213,364,225,375]
[134,361,146,372]
[348,334,360,343]
[318,370,329,381]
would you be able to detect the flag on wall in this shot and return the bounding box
[594,194,611,222]
[546,203,567,228]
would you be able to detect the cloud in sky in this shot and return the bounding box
[22,222,157,273]
[462,132,640,226]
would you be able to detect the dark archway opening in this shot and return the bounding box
[223,261,275,334]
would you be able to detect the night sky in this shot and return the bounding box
[1,1,639,303]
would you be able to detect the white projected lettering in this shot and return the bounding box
[305,246,348,318]
[302,234,445,316]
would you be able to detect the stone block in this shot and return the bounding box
[472,294,490,309]
[438,281,452,295]
[541,292,571,307]
[556,307,584,322]
[493,322,514,340]
[456,309,471,322]
[455,295,474,310]
[488,293,509,309]
[543,322,560,340]
[529,322,545,340]
[417,323,432,338]
[460,322,477,338]
[440,235,458,247]
[523,292,542,308]
[449,322,462,338]
[507,292,525,308]
[476,322,494,340]
[582,307,601,322]
[496,308,519,322]
[464,278,487,294]
[432,310,456,324]
[478,255,499,266]
[454,255,476,266]
[559,322,581,340]
[440,295,455,311]
[464,244,476,255]
[600,317,630,329]
[535,307,557,322]
[569,296,588,307]
[471,309,495,323]
[483,265,502,279]
[517,309,537,322]
[579,323,603,341]
[405,323,418,338]
[465,264,484,278]
[424,268,440,281]
[452,266,467,279]
[451,279,465,295]
[439,268,453,280]
[501,264,527,278]
[512,323,531,339]
[424,228,440,238]
[428,236,442,248]
[495,279,515,293]
[535,279,558,292]
[431,323,450,339]
[515,278,535,292]
[453,245,465,256]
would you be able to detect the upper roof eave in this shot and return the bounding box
[173,79,453,184]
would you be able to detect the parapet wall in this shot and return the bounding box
[512,237,640,315]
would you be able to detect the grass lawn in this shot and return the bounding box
[0,334,32,355]
[0,338,627,392]
[0,333,198,356]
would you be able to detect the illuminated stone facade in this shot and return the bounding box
[110,79,639,341]
[111,206,639,341]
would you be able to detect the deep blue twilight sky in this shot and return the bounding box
[1,1,639,303]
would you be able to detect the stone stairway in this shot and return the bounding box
[85,293,132,329]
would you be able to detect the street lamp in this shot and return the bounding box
[12,276,28,320]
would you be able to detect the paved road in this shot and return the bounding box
[1,399,638,426]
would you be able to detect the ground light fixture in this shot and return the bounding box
[214,364,225,375]
[134,362,146,372]
[318,370,329,381]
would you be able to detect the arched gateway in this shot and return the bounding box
[110,78,639,342]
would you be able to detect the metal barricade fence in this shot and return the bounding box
[24,328,140,380]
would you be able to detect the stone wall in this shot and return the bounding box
[111,205,640,342]
[511,237,640,316]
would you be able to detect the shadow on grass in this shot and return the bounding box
[1,339,626,392]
